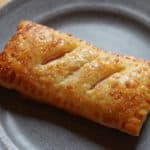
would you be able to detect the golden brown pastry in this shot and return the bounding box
[0,20,150,136]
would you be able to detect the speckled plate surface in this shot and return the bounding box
[0,0,150,150]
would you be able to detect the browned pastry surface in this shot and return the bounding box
[0,20,150,136]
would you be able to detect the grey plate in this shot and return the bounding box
[0,0,150,150]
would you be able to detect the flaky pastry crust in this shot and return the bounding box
[0,20,150,136]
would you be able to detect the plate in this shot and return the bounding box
[0,0,150,149]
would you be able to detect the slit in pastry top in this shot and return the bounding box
[0,20,150,136]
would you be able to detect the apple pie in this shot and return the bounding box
[0,20,150,136]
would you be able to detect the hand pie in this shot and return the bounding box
[0,20,150,136]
